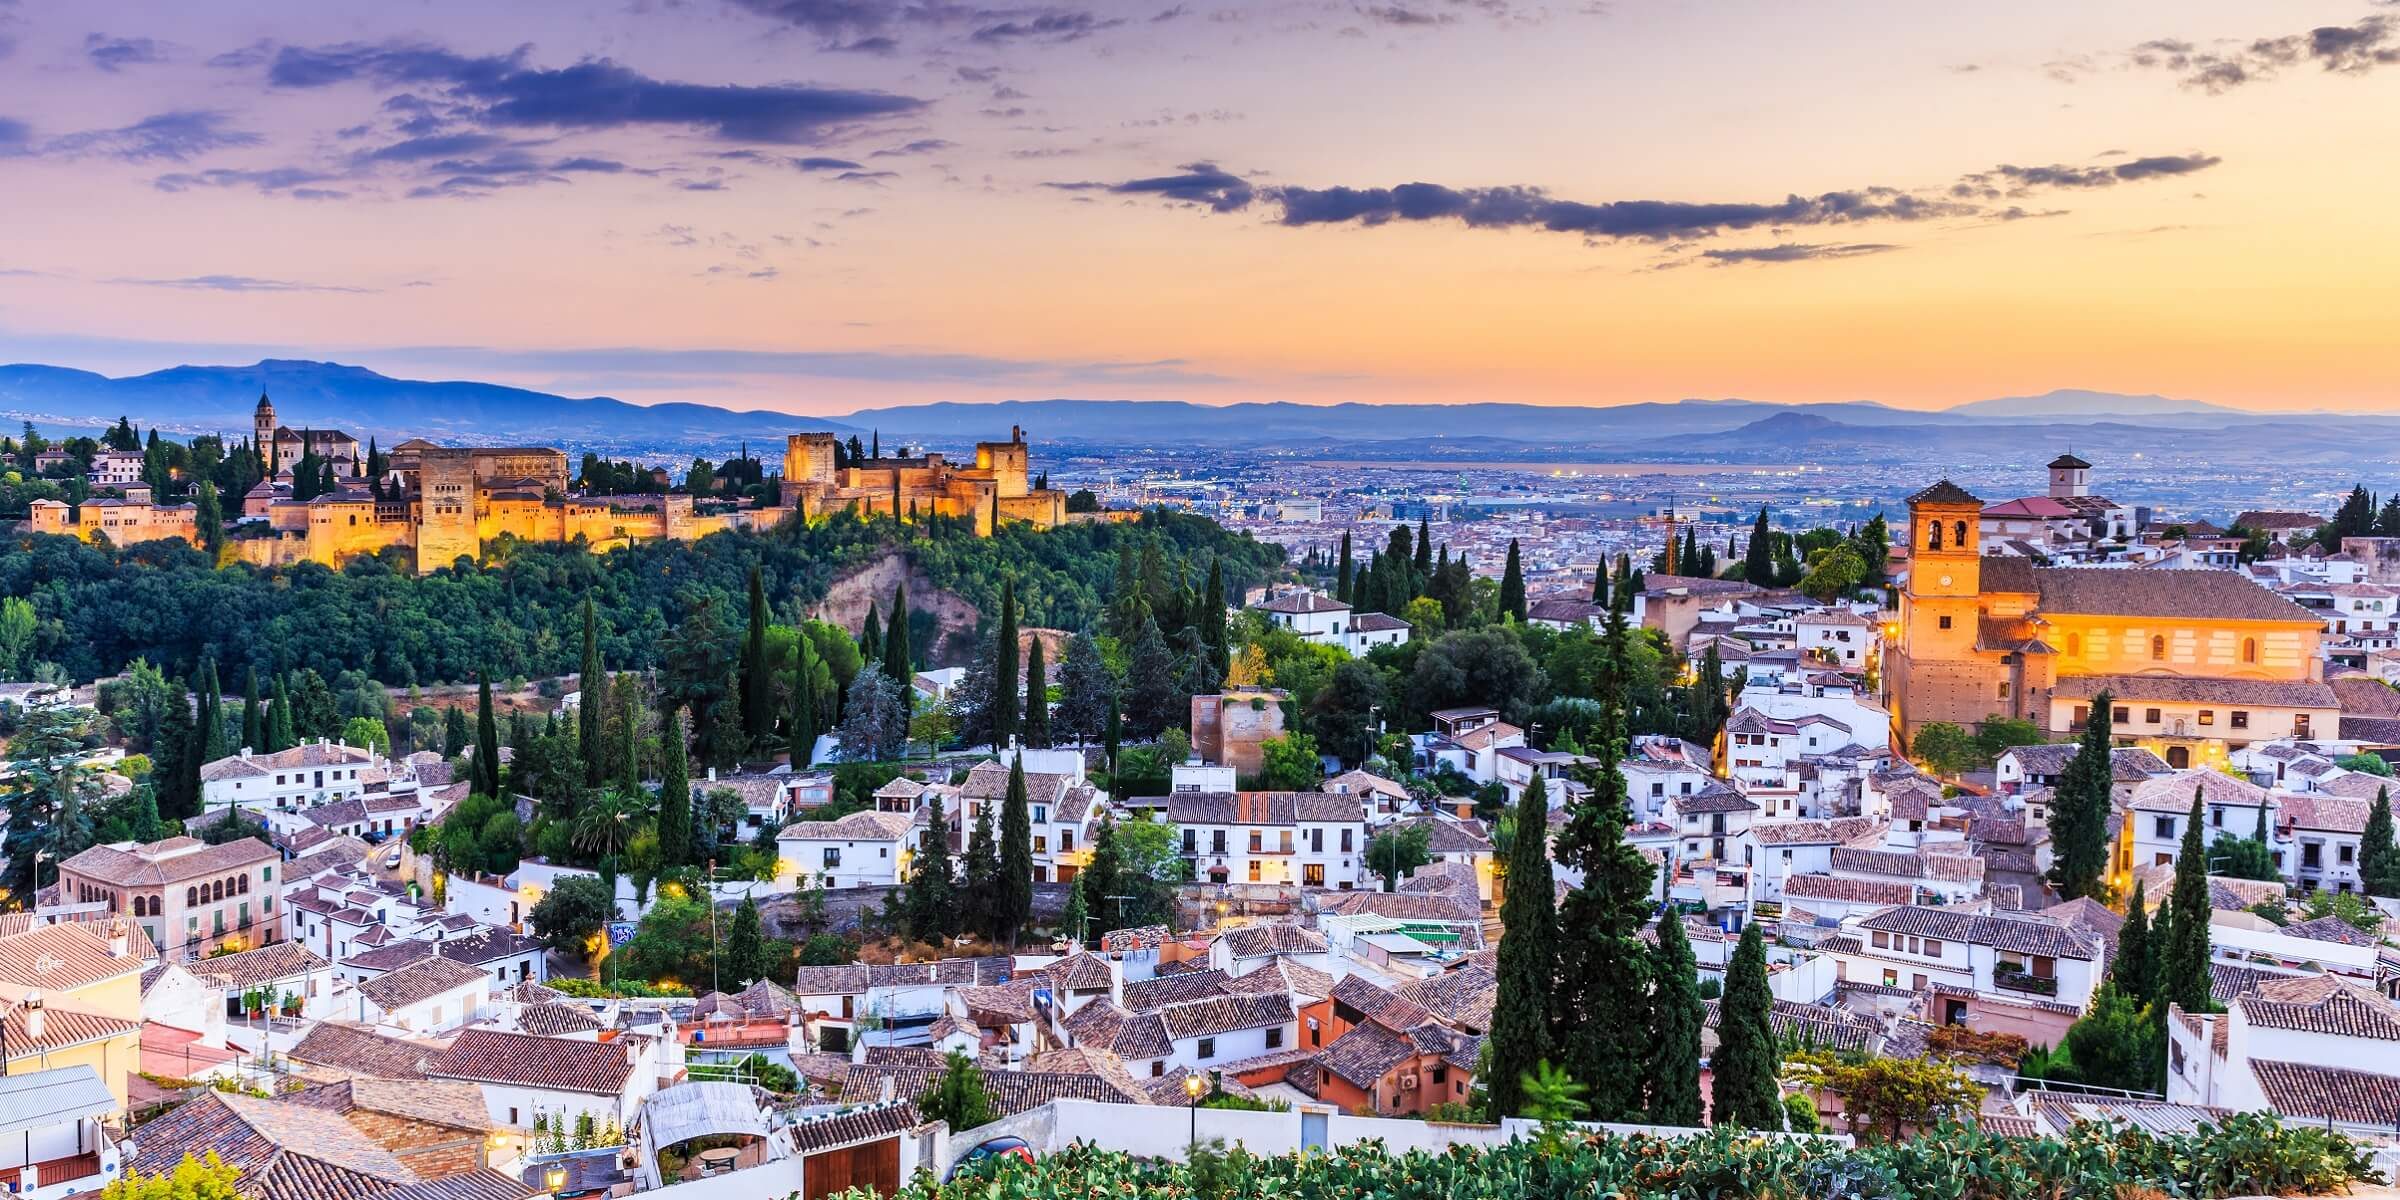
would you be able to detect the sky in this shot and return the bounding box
[2,0,2397,415]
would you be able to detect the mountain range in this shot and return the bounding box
[0,359,2375,459]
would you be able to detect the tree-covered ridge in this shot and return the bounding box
[0,508,1280,685]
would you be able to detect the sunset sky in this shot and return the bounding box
[2,1,2396,414]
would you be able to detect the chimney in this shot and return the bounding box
[107,918,129,958]
[624,1035,640,1066]
[24,993,44,1044]
[706,767,717,783]
[241,747,252,760]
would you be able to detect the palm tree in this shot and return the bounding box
[574,788,651,862]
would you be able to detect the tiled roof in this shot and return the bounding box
[1227,957,1335,1000]
[2034,567,2322,625]
[1046,951,1116,991]
[289,1022,439,1078]
[519,1001,607,1036]
[2250,1059,2400,1126]
[1857,906,2103,961]
[1218,923,1327,959]
[2282,915,2379,947]
[1908,479,1981,506]
[2238,975,2400,1040]
[200,741,378,782]
[1750,816,1887,847]
[1673,785,1759,815]
[789,964,873,995]
[2052,673,2338,710]
[1350,612,1412,632]
[788,1101,923,1153]
[1782,875,1915,906]
[1311,888,1479,923]
[1255,591,1349,615]
[1330,974,1435,1030]
[285,1076,490,1132]
[1061,999,1133,1047]
[959,760,1075,810]
[1156,992,1294,1041]
[364,1169,535,1200]
[0,918,151,994]
[1315,1020,1418,1088]
[358,956,489,1011]
[58,835,277,886]
[1830,847,1985,884]
[1167,792,1362,825]
[2126,769,2271,814]
[779,810,912,841]
[2280,792,2372,834]
[133,1090,419,1200]
[196,942,329,989]
[1124,969,1231,1011]
[1701,997,1878,1054]
[429,1029,634,1094]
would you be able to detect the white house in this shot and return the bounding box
[2166,974,2400,1136]
[1831,905,2104,1044]
[1115,992,1299,1077]
[976,747,1111,883]
[1795,608,1878,670]
[777,810,914,889]
[1169,791,1366,889]
[200,739,393,817]
[1343,612,1412,655]
[1414,707,1525,786]
[2123,770,2275,875]
[427,1028,662,1132]
[1493,746,1595,808]
[0,1066,124,1200]
[1747,816,1889,907]
[1253,590,1352,642]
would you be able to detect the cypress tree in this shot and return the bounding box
[658,710,692,868]
[198,658,226,760]
[1335,531,1353,604]
[194,481,224,553]
[1646,912,1705,1127]
[789,637,820,768]
[1743,507,1774,583]
[725,897,770,985]
[270,676,297,752]
[883,580,913,685]
[1021,636,1049,749]
[993,579,1020,747]
[2047,690,2115,901]
[441,703,468,759]
[859,604,883,668]
[1498,538,1526,623]
[474,673,502,797]
[1414,514,1433,578]
[241,667,263,753]
[743,566,772,741]
[580,599,608,786]
[1550,659,1657,1121]
[1201,559,1230,682]
[2164,787,2215,1013]
[906,792,960,941]
[1592,560,1610,606]
[1103,691,1122,777]
[2115,878,2155,1007]
[156,675,198,820]
[962,802,1000,939]
[1711,921,1782,1128]
[1488,774,1556,1119]
[2364,786,2399,898]
[996,755,1035,946]
[616,678,641,793]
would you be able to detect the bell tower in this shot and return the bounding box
[254,393,278,474]
[1899,479,1985,667]
[2048,452,2092,499]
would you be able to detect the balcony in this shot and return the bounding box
[1993,967,2058,997]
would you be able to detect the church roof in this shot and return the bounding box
[1907,479,1981,507]
[2048,452,2092,470]
[2034,567,2320,625]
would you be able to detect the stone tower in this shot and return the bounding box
[2047,452,2092,499]
[254,393,277,473]
[974,425,1030,499]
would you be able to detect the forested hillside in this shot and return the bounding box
[0,510,1282,686]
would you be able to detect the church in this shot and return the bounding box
[1887,478,2336,768]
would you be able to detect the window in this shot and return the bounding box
[1034,806,1047,824]
[1279,831,1294,854]
[1266,1027,1284,1049]
[1197,1037,1216,1059]
[2071,705,2090,728]
[1871,930,1890,949]
[2341,844,2356,864]
[2066,633,2082,656]
[1183,829,1197,854]
[1034,835,1048,854]
[1212,831,1227,854]
[1249,830,1263,854]
[2231,710,2250,729]
[1999,682,2011,700]
[1060,830,1074,853]
[1340,829,1353,852]
[2155,816,2176,839]
[2243,637,2258,664]
[1923,939,1943,956]
[1927,522,1942,550]
[1954,520,1968,547]
[2144,708,2161,724]
[238,874,250,895]
[1938,615,1953,630]
[1310,828,1323,853]
[2212,808,2224,828]
[822,848,842,868]
[509,1107,519,1125]
[2198,710,2214,726]
[2151,635,2166,661]
[1248,861,1262,882]
[2296,714,2313,736]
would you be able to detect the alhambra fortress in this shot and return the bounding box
[27,395,1071,572]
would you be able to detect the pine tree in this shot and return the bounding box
[743,567,773,742]
[2164,787,2216,1013]
[658,710,692,868]
[907,793,961,941]
[1123,616,1177,739]
[1488,774,1556,1119]
[993,579,1020,746]
[1498,539,1526,623]
[1743,507,1774,583]
[474,673,503,797]
[789,637,820,768]
[2364,786,2400,898]
[995,755,1035,946]
[1711,921,1782,1128]
[724,897,771,985]
[2047,690,2115,900]
[1335,531,1353,604]
[1054,631,1113,747]
[241,667,263,753]
[580,599,608,786]
[962,802,1001,940]
[1645,912,1705,1127]
[2115,879,2156,1007]
[883,580,913,686]
[1021,636,1049,749]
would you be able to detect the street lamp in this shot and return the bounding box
[1184,1071,1207,1155]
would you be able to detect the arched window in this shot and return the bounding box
[186,887,197,907]
[2243,638,2258,664]
[2066,633,2082,656]
[1928,522,1943,551]
[2151,635,2166,661]
[1954,520,1968,548]
[238,874,250,895]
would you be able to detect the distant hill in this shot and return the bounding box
[0,359,863,450]
[1944,388,2249,420]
